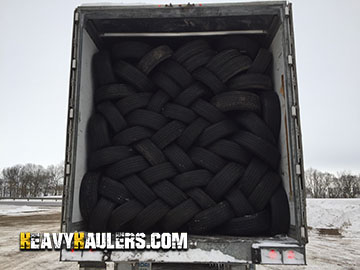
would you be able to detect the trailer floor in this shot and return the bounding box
[0,201,359,269]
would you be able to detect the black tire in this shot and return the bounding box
[248,171,282,211]
[198,120,236,147]
[163,144,195,172]
[206,49,240,73]
[188,201,234,234]
[153,180,188,207]
[163,103,197,124]
[146,90,170,113]
[126,109,168,130]
[139,162,178,185]
[187,188,216,210]
[114,60,154,92]
[151,71,182,98]
[190,147,226,174]
[177,117,210,150]
[133,139,166,166]
[88,198,116,232]
[182,49,216,72]
[192,67,226,94]
[88,146,134,170]
[238,157,268,197]
[116,93,152,115]
[108,200,144,232]
[235,111,275,144]
[221,210,270,236]
[92,50,117,87]
[228,73,272,91]
[79,172,101,222]
[87,113,111,152]
[162,199,201,231]
[121,175,157,205]
[98,176,133,204]
[151,120,186,149]
[132,199,170,232]
[105,156,149,180]
[215,55,252,82]
[232,131,280,170]
[211,91,261,113]
[111,41,152,60]
[225,188,254,216]
[208,139,250,165]
[260,92,281,140]
[191,99,225,123]
[247,48,272,74]
[172,169,213,190]
[97,101,127,133]
[205,162,245,202]
[175,82,207,107]
[238,158,268,196]
[173,40,210,63]
[94,84,135,105]
[112,126,152,146]
[138,45,173,74]
[269,186,290,235]
[215,36,260,59]
[158,59,193,88]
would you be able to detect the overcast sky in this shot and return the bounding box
[0,0,359,174]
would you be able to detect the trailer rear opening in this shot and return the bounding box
[61,2,307,266]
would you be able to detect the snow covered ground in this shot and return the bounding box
[0,199,359,269]
[306,198,360,237]
[258,198,360,270]
[0,204,60,216]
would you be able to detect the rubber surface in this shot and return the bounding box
[228,73,273,91]
[211,91,261,113]
[81,38,289,235]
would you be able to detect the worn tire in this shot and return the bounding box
[114,60,154,92]
[247,48,272,74]
[233,131,280,170]
[138,45,173,74]
[94,84,135,104]
[228,73,273,91]
[88,146,134,170]
[88,198,116,232]
[79,172,101,222]
[211,91,261,113]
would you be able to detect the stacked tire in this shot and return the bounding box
[79,37,290,236]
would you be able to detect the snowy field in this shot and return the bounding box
[0,199,359,269]
[258,198,360,270]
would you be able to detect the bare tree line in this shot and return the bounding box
[0,163,64,198]
[0,163,359,198]
[305,168,360,198]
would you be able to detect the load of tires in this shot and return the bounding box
[79,37,290,236]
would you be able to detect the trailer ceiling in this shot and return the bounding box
[80,4,283,48]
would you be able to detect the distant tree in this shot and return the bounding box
[22,164,47,197]
[305,168,360,198]
[2,165,23,197]
[337,171,359,198]
[1,162,64,198]
[0,177,5,197]
[305,168,325,198]
[46,163,64,196]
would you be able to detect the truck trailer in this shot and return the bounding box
[60,1,307,269]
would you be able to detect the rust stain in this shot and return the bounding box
[284,111,293,199]
[280,74,285,98]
